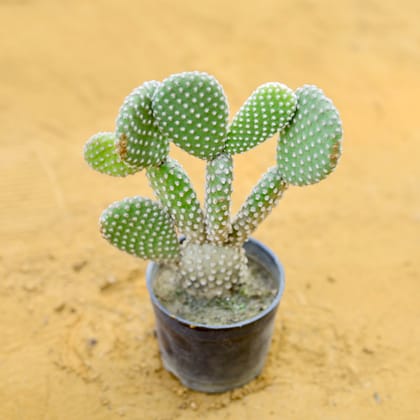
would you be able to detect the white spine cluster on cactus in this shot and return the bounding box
[179,243,248,298]
[84,71,343,300]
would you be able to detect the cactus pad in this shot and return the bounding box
[205,154,233,244]
[229,166,287,245]
[84,132,139,177]
[100,196,180,263]
[147,158,206,243]
[115,81,169,169]
[277,85,343,186]
[179,243,248,298]
[152,71,229,160]
[225,82,297,155]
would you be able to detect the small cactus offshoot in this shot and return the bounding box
[84,71,343,298]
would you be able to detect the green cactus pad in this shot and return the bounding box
[229,166,287,245]
[225,82,297,155]
[100,196,180,263]
[84,132,139,177]
[146,158,206,243]
[152,71,229,160]
[277,85,343,186]
[205,154,233,244]
[115,81,169,169]
[179,243,248,298]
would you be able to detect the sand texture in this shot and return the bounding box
[1,0,419,419]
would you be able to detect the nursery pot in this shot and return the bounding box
[146,238,285,393]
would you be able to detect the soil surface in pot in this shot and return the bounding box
[153,258,278,325]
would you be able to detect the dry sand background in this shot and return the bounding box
[1,0,420,419]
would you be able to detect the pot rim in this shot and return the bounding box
[146,237,285,331]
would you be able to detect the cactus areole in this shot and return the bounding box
[84,71,343,390]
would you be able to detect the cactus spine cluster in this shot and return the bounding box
[84,71,343,298]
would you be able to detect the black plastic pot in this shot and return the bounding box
[146,238,285,393]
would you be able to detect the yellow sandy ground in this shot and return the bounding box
[1,0,419,419]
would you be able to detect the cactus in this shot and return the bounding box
[84,71,343,299]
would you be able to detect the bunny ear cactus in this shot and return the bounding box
[84,71,343,300]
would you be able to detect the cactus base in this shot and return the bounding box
[178,242,249,299]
